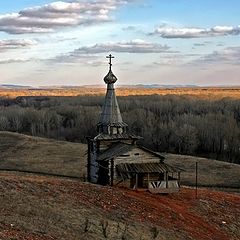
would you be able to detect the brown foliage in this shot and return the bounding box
[0,87,240,99]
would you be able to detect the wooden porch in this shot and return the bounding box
[116,162,182,194]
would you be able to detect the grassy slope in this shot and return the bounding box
[0,131,239,189]
[0,131,86,178]
[164,153,240,189]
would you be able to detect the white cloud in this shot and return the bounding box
[151,25,240,38]
[50,39,171,64]
[0,39,37,50]
[73,39,170,54]
[0,0,132,34]
[190,47,240,66]
[0,58,31,64]
[122,25,137,31]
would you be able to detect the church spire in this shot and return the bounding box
[97,54,128,135]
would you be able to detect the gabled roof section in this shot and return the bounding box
[97,142,165,162]
[97,142,133,161]
[137,145,165,160]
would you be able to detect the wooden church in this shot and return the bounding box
[87,55,181,193]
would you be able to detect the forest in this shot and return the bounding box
[0,94,239,164]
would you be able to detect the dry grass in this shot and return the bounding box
[164,153,240,190]
[0,87,240,99]
[0,131,87,178]
[0,132,240,191]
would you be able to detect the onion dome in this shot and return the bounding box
[104,54,117,84]
[104,69,117,84]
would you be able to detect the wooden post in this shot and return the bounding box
[147,173,150,189]
[87,139,91,182]
[135,174,138,190]
[195,161,198,199]
[110,158,114,186]
[166,171,168,188]
[178,172,181,187]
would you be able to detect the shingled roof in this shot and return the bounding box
[116,162,182,180]
[98,83,127,127]
[97,143,133,161]
[97,142,165,162]
[94,133,141,141]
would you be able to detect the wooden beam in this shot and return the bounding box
[135,174,138,190]
[178,172,181,187]
[110,158,114,186]
[147,173,150,189]
[87,139,91,182]
[196,162,198,199]
[166,171,168,188]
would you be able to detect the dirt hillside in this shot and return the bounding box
[0,172,239,240]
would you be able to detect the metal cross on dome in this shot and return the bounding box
[106,54,114,70]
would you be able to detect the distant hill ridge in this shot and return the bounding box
[0,84,32,89]
[1,84,240,89]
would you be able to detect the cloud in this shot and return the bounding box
[73,39,170,54]
[193,43,206,47]
[50,39,171,64]
[0,0,132,34]
[191,47,240,66]
[150,25,240,38]
[52,53,99,64]
[0,39,37,50]
[122,25,137,31]
[0,58,31,64]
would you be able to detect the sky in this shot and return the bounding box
[0,0,239,87]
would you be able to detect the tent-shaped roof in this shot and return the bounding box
[97,54,128,136]
[98,83,127,127]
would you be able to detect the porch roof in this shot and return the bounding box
[116,162,182,179]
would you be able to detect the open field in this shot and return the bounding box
[0,132,240,190]
[0,172,239,240]
[0,132,240,239]
[0,87,240,99]
[0,131,86,178]
[165,154,240,190]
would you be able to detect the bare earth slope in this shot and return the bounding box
[0,172,239,240]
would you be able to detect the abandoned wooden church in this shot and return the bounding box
[87,55,182,193]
